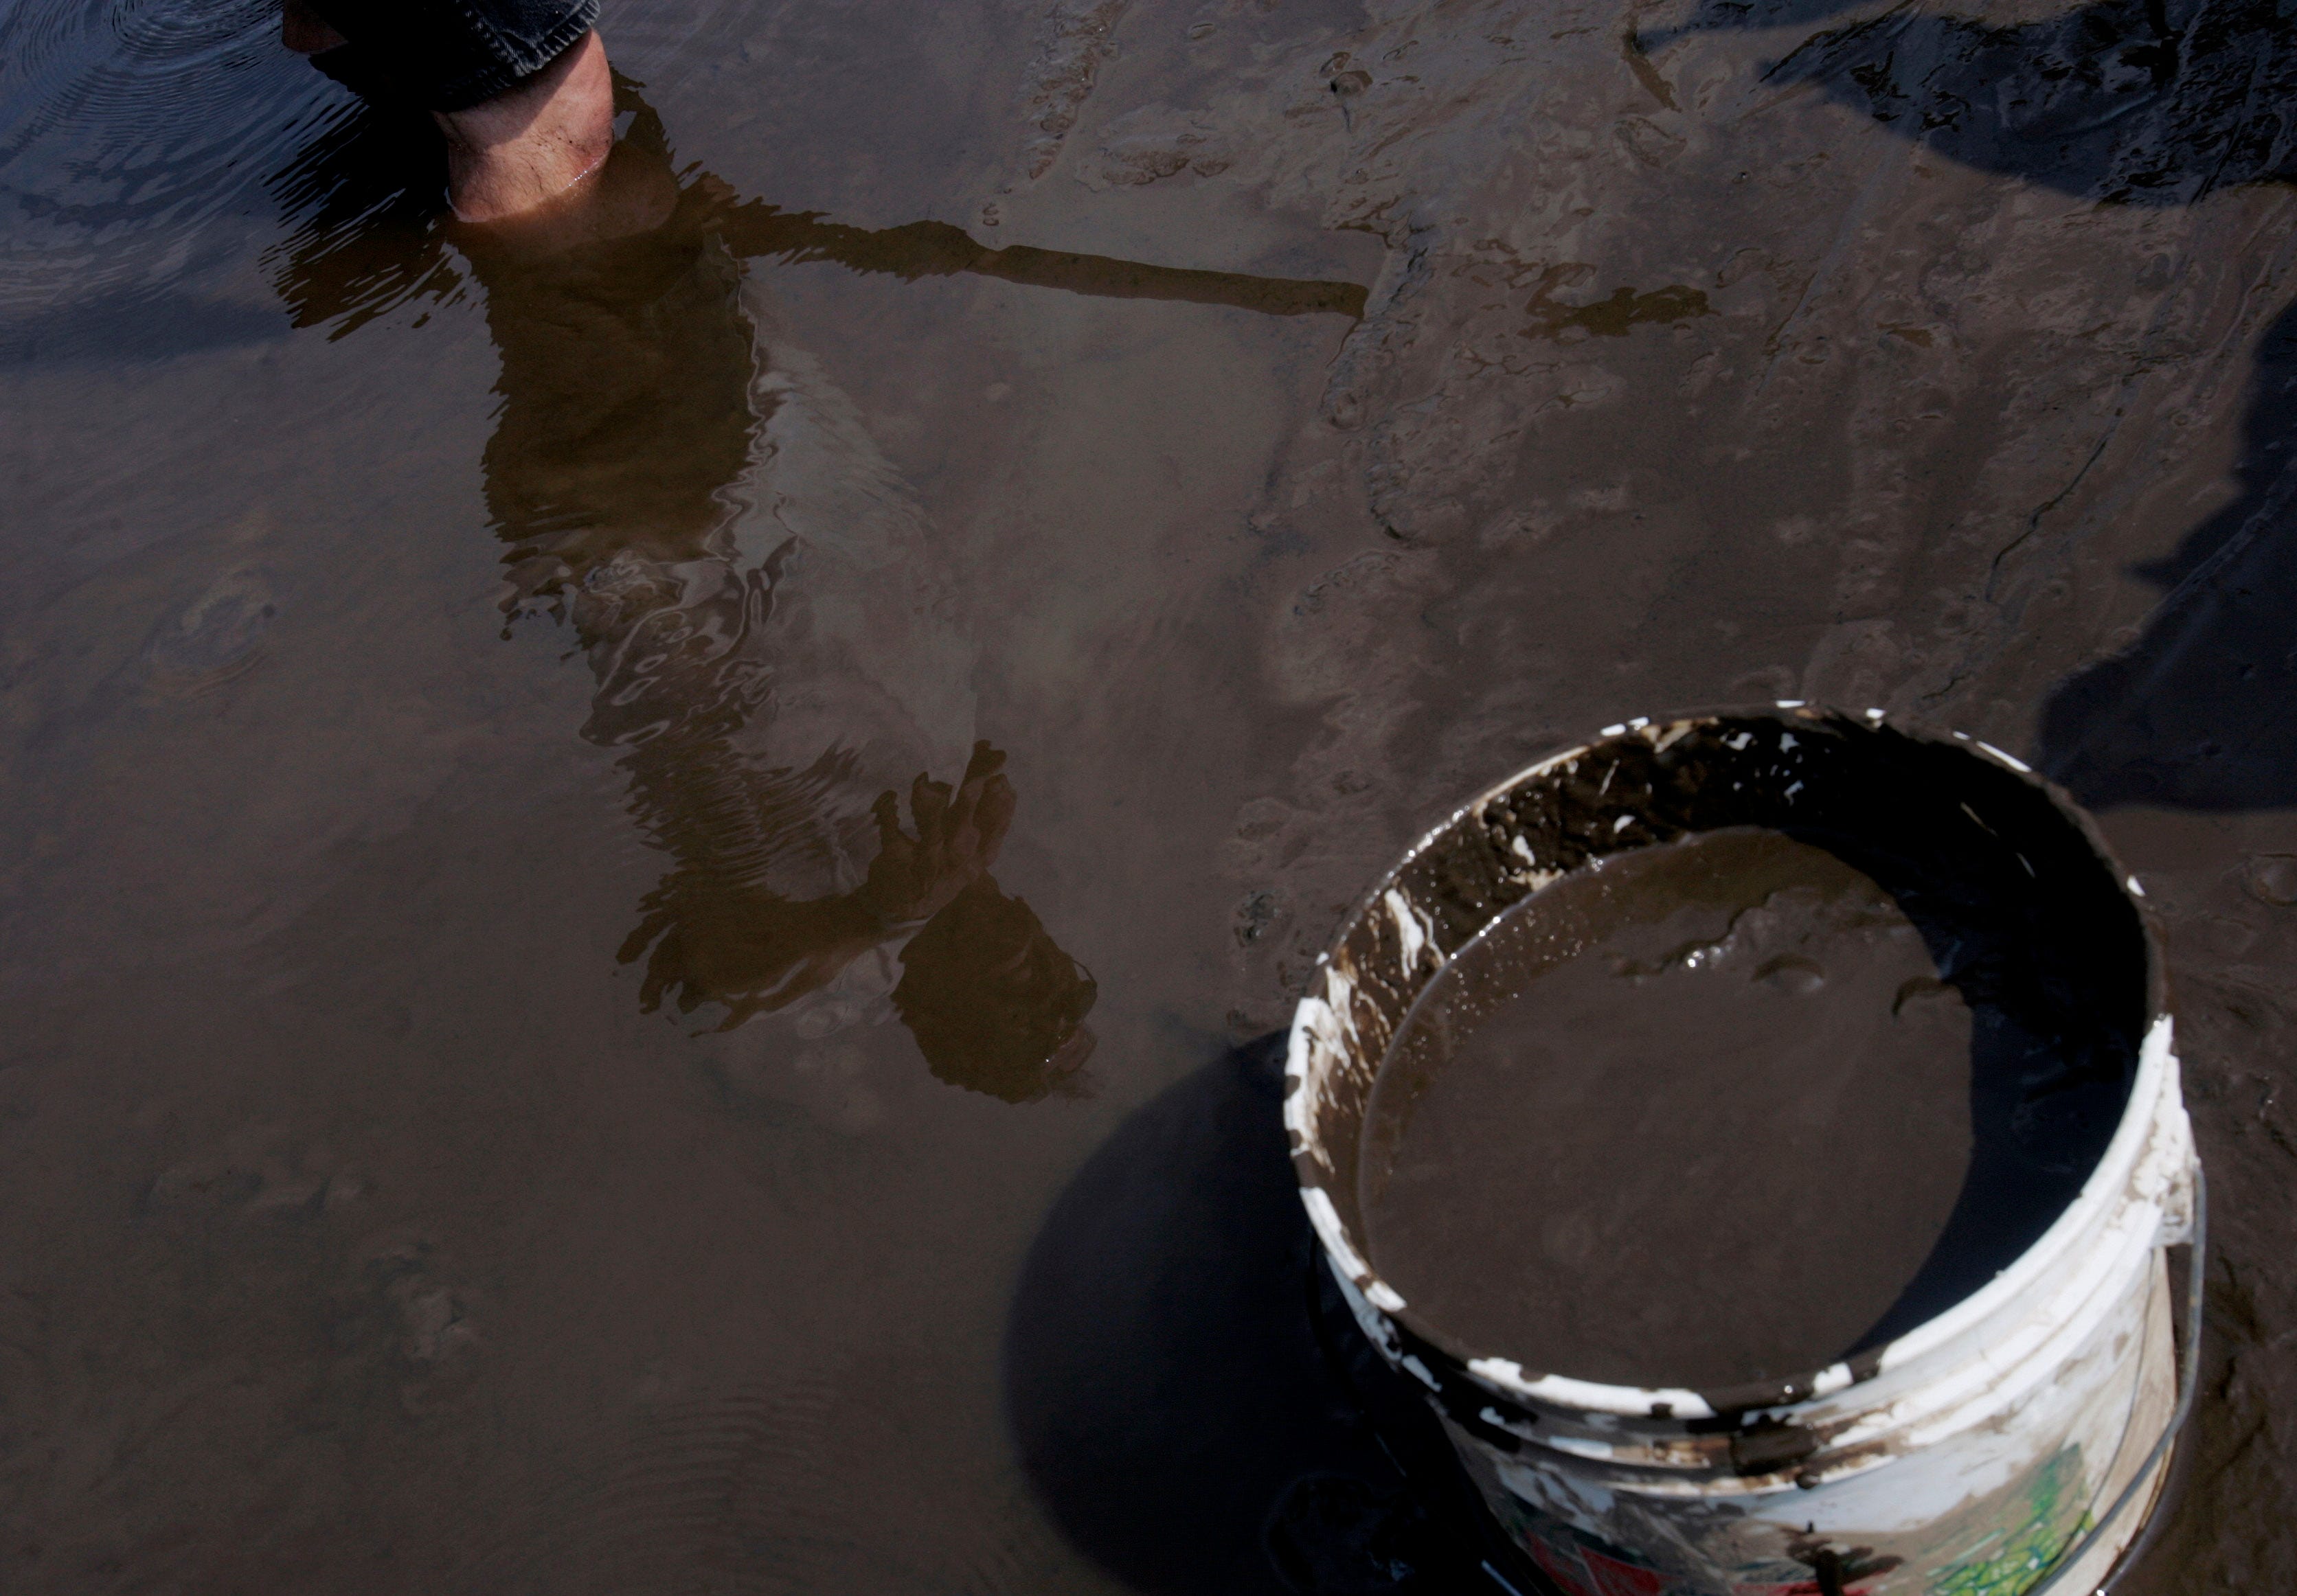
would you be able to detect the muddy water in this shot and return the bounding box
[2,0,2294,1592]
[1362,828,1978,1389]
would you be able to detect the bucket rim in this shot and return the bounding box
[1285,702,2177,1424]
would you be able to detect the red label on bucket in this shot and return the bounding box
[1581,1547,1670,1596]
[1524,1536,1603,1596]
[1524,1534,1679,1596]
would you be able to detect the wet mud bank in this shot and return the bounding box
[0,0,2293,1591]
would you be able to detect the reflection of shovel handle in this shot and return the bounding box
[717,204,1368,321]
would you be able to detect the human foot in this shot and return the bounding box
[433,30,615,223]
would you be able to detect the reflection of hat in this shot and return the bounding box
[893,878,1098,1104]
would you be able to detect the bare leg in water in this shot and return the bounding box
[280,0,615,221]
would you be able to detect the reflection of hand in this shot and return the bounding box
[861,742,1018,927]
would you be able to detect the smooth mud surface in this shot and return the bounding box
[1363,828,1978,1389]
[4,0,2296,1591]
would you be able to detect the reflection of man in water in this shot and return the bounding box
[267,0,1361,1099]
[477,137,1102,1102]
[271,60,1100,1101]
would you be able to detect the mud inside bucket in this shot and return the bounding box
[1287,708,2189,1595]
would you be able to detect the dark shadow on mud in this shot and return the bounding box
[2041,297,2297,809]
[1003,1033,1554,1596]
[1649,0,2297,808]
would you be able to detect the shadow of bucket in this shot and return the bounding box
[1286,706,2203,1596]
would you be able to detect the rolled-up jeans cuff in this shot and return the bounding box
[306,0,601,113]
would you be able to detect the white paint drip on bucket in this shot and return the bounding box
[1285,708,2202,1596]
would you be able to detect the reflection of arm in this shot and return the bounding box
[619,744,1019,1031]
[624,828,1100,1106]
[618,881,895,1025]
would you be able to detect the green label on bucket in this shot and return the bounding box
[1930,1449,2094,1596]
[1494,1444,2096,1596]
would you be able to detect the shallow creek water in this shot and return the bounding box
[3,1,2296,1591]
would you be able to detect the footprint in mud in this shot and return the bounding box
[1015,0,1133,180]
[135,1119,363,1222]
[144,567,277,695]
[329,1231,485,1417]
[367,1246,478,1366]
[2243,854,2297,908]
[701,1024,891,1142]
[1234,889,1282,946]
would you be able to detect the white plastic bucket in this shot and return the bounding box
[1287,708,2202,1596]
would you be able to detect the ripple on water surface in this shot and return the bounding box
[0,0,352,321]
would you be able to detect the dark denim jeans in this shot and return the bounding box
[309,0,600,111]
